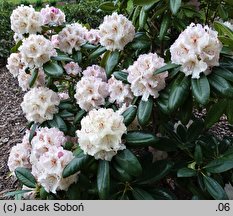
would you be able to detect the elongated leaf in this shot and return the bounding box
[51,55,73,62]
[105,51,120,78]
[122,106,137,126]
[29,69,38,88]
[62,152,90,178]
[89,46,106,60]
[203,175,228,200]
[213,67,233,82]
[168,75,190,111]
[186,119,204,142]
[204,151,233,173]
[152,137,178,152]
[154,63,180,75]
[133,0,160,6]
[97,160,110,200]
[99,2,117,11]
[74,110,86,125]
[113,71,129,84]
[214,21,233,39]
[169,0,181,15]
[4,190,33,197]
[159,15,170,40]
[191,75,210,105]
[151,188,176,200]
[125,131,159,147]
[43,62,64,78]
[205,100,227,128]
[136,160,173,185]
[194,144,203,165]
[132,188,154,200]
[114,149,142,177]
[139,8,147,30]
[137,97,153,126]
[177,168,197,177]
[29,123,37,143]
[112,162,133,182]
[208,73,233,97]
[15,167,36,188]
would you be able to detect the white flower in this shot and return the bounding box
[58,92,69,100]
[170,23,222,79]
[10,5,42,34]
[76,108,127,161]
[127,53,168,101]
[85,29,100,45]
[224,183,233,200]
[13,33,24,43]
[99,12,135,51]
[40,5,65,25]
[21,87,60,123]
[8,132,31,173]
[82,65,107,81]
[18,68,45,91]
[223,21,233,31]
[51,34,59,48]
[108,75,133,106]
[58,23,88,54]
[74,76,109,111]
[6,53,24,77]
[64,62,82,76]
[19,34,57,69]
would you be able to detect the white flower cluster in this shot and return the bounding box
[170,23,222,79]
[21,87,60,123]
[8,131,31,173]
[82,65,107,81]
[85,29,100,45]
[108,75,133,106]
[127,53,168,101]
[58,23,88,54]
[19,34,57,69]
[28,127,77,193]
[223,20,233,31]
[64,62,82,76]
[76,108,126,161]
[18,68,45,91]
[99,12,135,51]
[40,5,65,25]
[10,5,42,34]
[74,76,108,111]
[6,53,24,78]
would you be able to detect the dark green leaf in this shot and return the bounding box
[226,100,233,124]
[89,46,106,60]
[168,75,190,111]
[114,149,142,177]
[152,137,178,152]
[113,71,129,84]
[194,144,203,165]
[169,0,181,15]
[97,160,110,200]
[137,97,153,126]
[4,190,33,197]
[191,75,210,105]
[205,100,227,128]
[29,69,38,88]
[213,67,233,82]
[122,106,137,126]
[74,110,86,125]
[125,131,159,147]
[187,119,204,142]
[99,2,117,11]
[105,51,120,78]
[203,175,228,200]
[43,62,64,78]
[62,152,90,178]
[214,21,233,39]
[51,55,73,62]
[154,63,180,75]
[139,8,147,30]
[133,0,160,6]
[29,123,37,143]
[150,188,176,200]
[177,167,197,177]
[159,15,170,40]
[15,167,36,188]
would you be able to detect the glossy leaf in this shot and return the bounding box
[43,62,64,78]
[15,167,36,188]
[105,51,120,78]
[194,144,203,165]
[203,175,228,200]
[191,75,210,105]
[122,106,137,126]
[169,0,181,15]
[97,160,110,200]
[154,63,180,75]
[89,46,106,60]
[159,15,170,40]
[29,69,38,88]
[132,188,154,200]
[177,167,197,177]
[99,2,117,11]
[74,110,86,125]
[137,97,153,126]
[113,71,129,84]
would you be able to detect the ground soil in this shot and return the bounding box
[0,65,26,199]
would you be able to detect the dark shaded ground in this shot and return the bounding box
[0,66,26,199]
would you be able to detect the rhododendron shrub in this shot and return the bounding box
[6,1,233,200]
